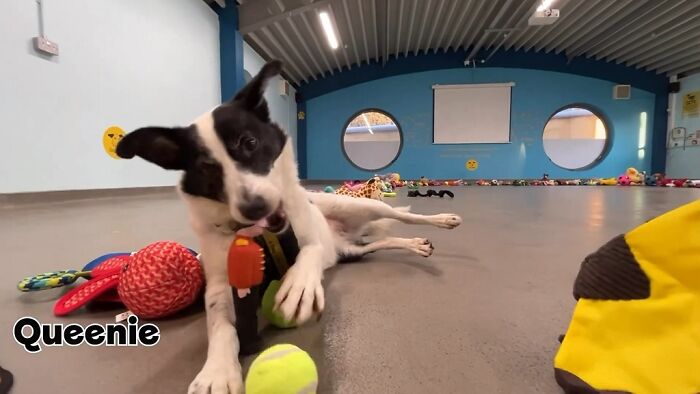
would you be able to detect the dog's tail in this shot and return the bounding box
[362,205,410,238]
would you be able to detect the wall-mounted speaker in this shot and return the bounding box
[669,81,681,93]
[613,84,631,99]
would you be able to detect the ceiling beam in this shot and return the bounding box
[260,26,308,82]
[285,17,325,77]
[239,0,331,34]
[445,0,472,52]
[678,66,700,78]
[454,0,486,52]
[423,0,446,55]
[248,31,300,85]
[564,0,662,57]
[395,0,404,58]
[434,0,460,53]
[404,0,419,57]
[328,3,352,69]
[465,0,500,50]
[384,0,390,63]
[647,45,700,72]
[414,0,432,56]
[593,1,698,61]
[273,22,316,80]
[484,0,530,49]
[300,11,340,74]
[631,29,700,68]
[543,0,634,54]
[372,0,379,61]
[498,0,541,51]
[341,0,361,66]
[614,13,700,64]
[357,0,371,63]
[466,0,514,61]
[660,53,700,75]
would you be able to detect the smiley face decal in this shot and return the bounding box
[103,126,125,159]
[466,158,479,171]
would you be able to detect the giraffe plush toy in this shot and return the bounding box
[334,177,383,200]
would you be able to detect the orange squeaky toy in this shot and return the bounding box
[227,235,265,298]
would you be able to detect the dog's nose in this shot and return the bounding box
[238,195,270,222]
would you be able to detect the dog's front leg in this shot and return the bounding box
[189,230,243,394]
[274,183,335,324]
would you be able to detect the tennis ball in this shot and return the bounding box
[245,344,318,394]
[261,280,297,328]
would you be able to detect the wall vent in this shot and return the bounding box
[613,84,631,99]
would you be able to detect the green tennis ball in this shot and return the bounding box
[262,280,297,328]
[245,344,318,394]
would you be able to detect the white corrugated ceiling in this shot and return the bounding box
[236,0,700,85]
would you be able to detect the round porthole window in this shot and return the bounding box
[342,109,403,171]
[543,105,610,170]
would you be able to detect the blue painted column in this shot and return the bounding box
[651,92,669,174]
[214,3,244,102]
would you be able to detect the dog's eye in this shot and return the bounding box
[241,136,258,152]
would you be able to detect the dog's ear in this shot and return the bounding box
[116,126,196,170]
[231,60,282,122]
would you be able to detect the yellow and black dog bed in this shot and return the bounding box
[554,199,700,394]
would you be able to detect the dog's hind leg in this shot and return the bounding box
[338,237,434,259]
[309,192,462,230]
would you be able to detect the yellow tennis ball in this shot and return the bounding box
[245,344,318,394]
[261,280,297,328]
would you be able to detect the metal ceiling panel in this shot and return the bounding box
[239,0,700,83]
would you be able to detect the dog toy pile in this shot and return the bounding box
[34,241,205,319]
[327,168,699,189]
[245,344,318,394]
[553,199,700,393]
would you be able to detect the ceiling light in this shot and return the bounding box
[319,12,339,50]
[362,113,374,134]
[537,0,555,12]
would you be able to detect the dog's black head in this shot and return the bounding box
[116,60,290,225]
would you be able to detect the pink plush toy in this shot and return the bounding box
[617,175,631,186]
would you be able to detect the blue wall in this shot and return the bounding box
[305,67,655,180]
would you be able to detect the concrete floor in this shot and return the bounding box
[2,186,699,394]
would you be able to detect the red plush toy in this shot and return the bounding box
[54,241,203,319]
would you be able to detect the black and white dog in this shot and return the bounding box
[116,60,461,393]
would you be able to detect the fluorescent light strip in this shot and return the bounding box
[319,12,339,49]
[361,113,374,134]
[537,0,555,12]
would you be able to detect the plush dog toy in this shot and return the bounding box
[625,167,644,185]
[554,199,700,393]
[334,177,383,200]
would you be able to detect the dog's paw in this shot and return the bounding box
[410,238,434,257]
[275,263,324,324]
[433,213,462,229]
[188,361,243,394]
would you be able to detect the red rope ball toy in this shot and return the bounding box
[54,241,204,319]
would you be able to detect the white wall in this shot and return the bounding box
[243,42,298,157]
[666,72,700,178]
[0,0,220,193]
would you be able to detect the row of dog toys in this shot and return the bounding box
[328,169,700,192]
[475,169,699,187]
